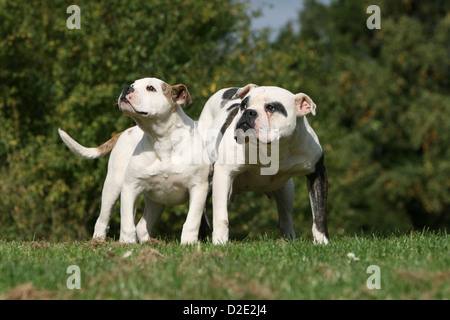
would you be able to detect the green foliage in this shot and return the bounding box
[0,0,449,240]
[240,0,450,236]
[0,0,251,240]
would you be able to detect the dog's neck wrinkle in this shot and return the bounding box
[136,106,191,140]
[135,106,192,161]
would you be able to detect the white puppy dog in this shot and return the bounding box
[59,78,210,244]
[198,85,329,245]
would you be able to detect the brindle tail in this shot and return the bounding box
[58,128,122,159]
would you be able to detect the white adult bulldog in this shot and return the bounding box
[199,84,329,245]
[58,78,210,244]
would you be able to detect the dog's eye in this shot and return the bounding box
[146,85,156,92]
[264,102,288,117]
[240,96,250,111]
[266,104,275,113]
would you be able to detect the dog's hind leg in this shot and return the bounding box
[199,164,214,240]
[272,179,296,240]
[92,173,122,240]
[136,196,165,243]
[306,154,329,244]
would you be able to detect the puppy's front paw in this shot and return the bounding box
[180,232,198,245]
[93,222,109,240]
[212,230,229,245]
[92,233,107,241]
[119,234,137,244]
[211,219,229,245]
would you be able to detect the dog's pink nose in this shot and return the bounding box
[126,93,133,101]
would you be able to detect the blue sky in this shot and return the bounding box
[248,0,332,38]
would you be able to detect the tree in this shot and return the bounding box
[1,0,448,241]
[264,0,450,232]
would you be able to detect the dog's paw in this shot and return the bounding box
[119,235,137,244]
[93,222,109,240]
[92,234,107,241]
[180,232,199,245]
[278,222,296,240]
[212,230,229,245]
[180,238,198,246]
[312,224,329,245]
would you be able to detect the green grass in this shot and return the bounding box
[0,231,448,299]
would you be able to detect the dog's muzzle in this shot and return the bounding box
[236,109,257,131]
[118,86,148,116]
[235,109,258,143]
[120,85,134,103]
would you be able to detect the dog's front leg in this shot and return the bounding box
[180,183,209,245]
[306,154,329,244]
[119,182,141,243]
[212,164,234,244]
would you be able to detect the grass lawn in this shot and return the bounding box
[0,231,448,300]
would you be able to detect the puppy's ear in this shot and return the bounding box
[172,84,192,107]
[294,93,316,116]
[231,83,258,100]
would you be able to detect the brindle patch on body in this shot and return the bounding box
[97,132,123,157]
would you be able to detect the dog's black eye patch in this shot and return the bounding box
[265,101,287,117]
[146,85,156,92]
[240,96,250,111]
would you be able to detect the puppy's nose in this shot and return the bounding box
[123,85,134,95]
[120,86,134,101]
[242,109,258,120]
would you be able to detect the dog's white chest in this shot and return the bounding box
[138,162,190,205]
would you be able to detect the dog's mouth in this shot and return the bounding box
[234,125,277,145]
[236,121,253,132]
[234,131,272,145]
[234,126,260,145]
[119,97,148,116]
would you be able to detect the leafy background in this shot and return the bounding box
[1,0,449,241]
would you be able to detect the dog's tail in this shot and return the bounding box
[58,128,122,159]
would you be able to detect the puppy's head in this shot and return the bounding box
[234,84,316,144]
[118,77,192,119]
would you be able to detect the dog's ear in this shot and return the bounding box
[171,84,192,107]
[231,83,258,100]
[294,93,316,116]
